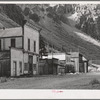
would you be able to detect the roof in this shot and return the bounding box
[0,27,22,38]
[0,52,10,59]
[90,60,100,65]
[0,13,20,29]
[69,52,79,58]
[91,64,100,68]
[0,13,22,38]
[25,19,41,31]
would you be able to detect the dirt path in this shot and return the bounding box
[0,73,99,89]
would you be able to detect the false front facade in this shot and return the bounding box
[0,23,39,77]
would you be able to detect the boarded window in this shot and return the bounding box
[19,61,22,73]
[34,41,36,52]
[11,38,15,47]
[28,39,30,51]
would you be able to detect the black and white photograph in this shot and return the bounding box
[0,1,100,97]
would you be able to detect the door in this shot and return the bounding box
[13,61,17,76]
[29,55,33,75]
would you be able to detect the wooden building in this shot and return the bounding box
[39,58,58,75]
[70,52,88,73]
[0,18,40,77]
[43,53,71,74]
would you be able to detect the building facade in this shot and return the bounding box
[70,52,88,73]
[42,53,71,74]
[0,23,39,77]
[39,58,58,75]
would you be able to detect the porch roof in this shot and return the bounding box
[0,27,22,38]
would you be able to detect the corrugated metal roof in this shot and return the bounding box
[0,27,22,38]
[0,14,22,37]
[26,19,41,31]
[0,14,20,28]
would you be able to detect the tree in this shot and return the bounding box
[39,35,47,58]
[29,13,40,22]
[24,7,30,16]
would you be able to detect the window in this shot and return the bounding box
[19,61,22,74]
[11,38,15,47]
[0,39,1,50]
[28,39,30,51]
[34,41,36,52]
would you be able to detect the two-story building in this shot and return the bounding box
[0,20,40,77]
[69,52,88,73]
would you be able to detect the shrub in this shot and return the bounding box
[0,77,7,83]
[29,13,40,22]
[24,7,30,16]
[89,78,100,85]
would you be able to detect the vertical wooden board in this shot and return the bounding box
[0,59,10,77]
[79,62,84,72]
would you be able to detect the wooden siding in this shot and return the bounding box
[24,25,39,54]
[39,59,58,75]
[0,59,10,77]
[0,37,22,50]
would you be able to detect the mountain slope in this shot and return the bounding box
[0,4,100,60]
[38,15,100,60]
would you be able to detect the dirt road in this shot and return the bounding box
[0,73,100,89]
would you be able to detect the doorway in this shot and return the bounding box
[29,55,33,75]
[13,61,17,76]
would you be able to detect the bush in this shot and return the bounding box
[89,78,100,85]
[24,7,30,16]
[29,13,40,22]
[0,77,7,83]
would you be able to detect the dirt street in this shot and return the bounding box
[0,73,100,89]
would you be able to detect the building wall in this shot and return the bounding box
[24,25,39,75]
[10,48,24,76]
[38,59,58,75]
[0,59,10,77]
[70,52,79,72]
[24,25,39,54]
[72,58,79,72]
[1,37,22,50]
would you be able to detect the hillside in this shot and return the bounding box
[0,4,100,60]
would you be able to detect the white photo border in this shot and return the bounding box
[0,1,99,99]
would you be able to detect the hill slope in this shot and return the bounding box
[0,4,100,60]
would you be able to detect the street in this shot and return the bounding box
[0,73,100,89]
